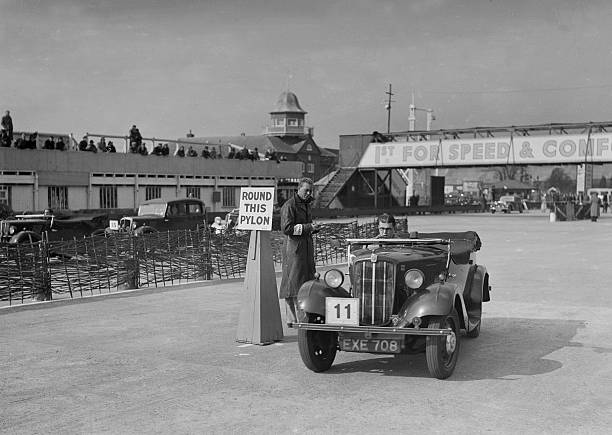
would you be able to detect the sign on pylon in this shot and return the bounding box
[235,229,284,345]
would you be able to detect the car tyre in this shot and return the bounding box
[298,314,337,373]
[425,309,460,379]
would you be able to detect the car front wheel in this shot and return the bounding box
[298,314,337,373]
[425,309,460,379]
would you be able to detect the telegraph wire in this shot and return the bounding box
[421,84,612,95]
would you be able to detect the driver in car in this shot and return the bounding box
[376,213,415,239]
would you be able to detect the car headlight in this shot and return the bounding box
[404,269,424,289]
[9,225,16,235]
[324,269,344,288]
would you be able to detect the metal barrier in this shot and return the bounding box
[0,218,403,306]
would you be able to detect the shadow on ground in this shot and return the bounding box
[327,317,585,381]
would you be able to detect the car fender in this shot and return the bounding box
[396,283,461,327]
[469,265,490,303]
[297,279,351,319]
[10,231,43,244]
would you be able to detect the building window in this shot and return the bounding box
[222,186,236,207]
[48,186,69,210]
[275,118,285,127]
[145,186,162,201]
[288,119,298,127]
[298,119,304,126]
[99,185,117,209]
[186,186,200,199]
[308,155,312,161]
[306,163,315,174]
[0,185,10,206]
[306,144,313,151]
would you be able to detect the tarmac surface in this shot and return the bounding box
[1,212,612,434]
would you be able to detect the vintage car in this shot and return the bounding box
[0,211,109,243]
[107,198,207,235]
[490,195,524,213]
[289,232,491,379]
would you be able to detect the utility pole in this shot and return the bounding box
[385,84,395,134]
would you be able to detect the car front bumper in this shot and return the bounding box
[287,322,452,336]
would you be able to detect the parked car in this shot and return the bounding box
[107,198,207,235]
[0,210,109,243]
[490,195,525,213]
[289,232,491,379]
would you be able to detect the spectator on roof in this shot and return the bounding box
[55,137,66,151]
[43,136,55,150]
[97,137,107,152]
[105,141,116,153]
[253,147,260,160]
[86,140,97,152]
[78,136,88,151]
[1,110,13,146]
[129,125,142,151]
[187,146,197,157]
[138,142,148,155]
[201,146,210,158]
[210,147,217,159]
[14,132,27,149]
[162,143,170,156]
[151,143,163,155]
[175,144,185,157]
[228,148,236,159]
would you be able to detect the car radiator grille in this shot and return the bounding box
[352,260,395,325]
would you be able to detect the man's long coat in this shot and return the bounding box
[278,194,316,299]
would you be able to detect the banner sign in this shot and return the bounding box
[359,133,612,168]
[236,187,275,231]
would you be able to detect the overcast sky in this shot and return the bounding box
[2,0,611,148]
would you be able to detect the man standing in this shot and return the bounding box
[279,178,319,323]
[1,110,13,146]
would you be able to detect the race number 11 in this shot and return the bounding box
[325,297,359,326]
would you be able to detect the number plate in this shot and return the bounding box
[340,338,402,354]
[325,297,359,326]
[109,220,119,230]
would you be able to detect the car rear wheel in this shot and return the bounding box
[425,309,460,379]
[298,314,337,373]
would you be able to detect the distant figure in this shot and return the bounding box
[138,142,148,155]
[187,146,197,157]
[14,132,27,149]
[209,147,217,159]
[97,137,107,152]
[227,148,236,159]
[252,147,260,160]
[86,140,97,152]
[43,136,55,150]
[590,192,600,222]
[129,125,142,152]
[106,141,116,153]
[151,144,163,155]
[603,193,609,214]
[161,143,170,156]
[175,145,185,157]
[55,137,66,151]
[201,146,210,158]
[1,110,13,145]
[78,136,88,151]
[240,146,249,160]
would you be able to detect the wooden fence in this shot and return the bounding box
[0,218,407,305]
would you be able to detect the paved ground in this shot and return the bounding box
[1,212,612,434]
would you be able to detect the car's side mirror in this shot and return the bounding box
[314,272,321,280]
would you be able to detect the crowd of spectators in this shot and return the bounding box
[2,117,289,163]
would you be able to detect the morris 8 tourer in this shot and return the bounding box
[289,232,491,379]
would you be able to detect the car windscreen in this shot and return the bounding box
[138,203,167,216]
